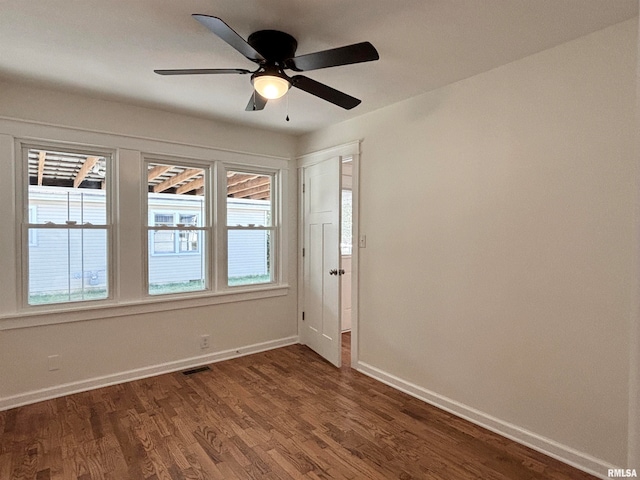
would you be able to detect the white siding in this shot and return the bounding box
[28,188,108,295]
[228,201,270,278]
[28,190,271,291]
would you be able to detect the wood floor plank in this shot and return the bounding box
[0,335,598,480]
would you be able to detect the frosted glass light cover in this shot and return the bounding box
[253,75,290,99]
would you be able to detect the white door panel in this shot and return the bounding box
[302,157,341,367]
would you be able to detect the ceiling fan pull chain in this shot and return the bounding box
[286,94,290,122]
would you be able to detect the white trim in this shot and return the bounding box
[356,361,618,480]
[16,141,117,312]
[297,166,305,345]
[1,127,291,327]
[0,335,299,412]
[0,115,291,163]
[219,165,282,291]
[350,152,360,367]
[143,155,212,295]
[0,285,289,331]
[296,141,360,167]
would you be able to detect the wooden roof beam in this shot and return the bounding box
[37,151,46,186]
[74,157,99,188]
[148,165,173,181]
[176,177,204,195]
[227,177,270,196]
[154,168,201,193]
[228,185,270,200]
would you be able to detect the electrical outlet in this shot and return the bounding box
[200,335,210,350]
[48,354,60,371]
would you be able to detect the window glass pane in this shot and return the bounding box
[28,150,107,225]
[228,230,272,286]
[26,149,110,306]
[148,231,206,295]
[28,228,108,305]
[147,162,207,295]
[341,189,353,256]
[227,171,272,226]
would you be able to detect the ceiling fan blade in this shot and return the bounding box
[287,42,379,72]
[192,15,264,62]
[291,75,361,110]
[245,92,268,111]
[154,68,251,75]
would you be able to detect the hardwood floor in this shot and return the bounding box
[341,331,351,367]
[0,335,596,480]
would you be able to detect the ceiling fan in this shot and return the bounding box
[154,15,379,111]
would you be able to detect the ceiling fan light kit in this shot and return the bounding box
[252,72,290,100]
[154,14,379,113]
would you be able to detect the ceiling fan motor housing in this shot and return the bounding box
[247,30,298,63]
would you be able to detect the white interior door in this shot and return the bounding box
[302,157,342,367]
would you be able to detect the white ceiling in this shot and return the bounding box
[0,0,637,135]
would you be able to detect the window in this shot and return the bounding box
[178,214,199,253]
[24,147,110,305]
[152,213,176,254]
[341,189,353,255]
[149,213,201,254]
[226,170,275,286]
[8,134,289,326]
[147,162,208,295]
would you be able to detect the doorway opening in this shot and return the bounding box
[341,159,353,366]
[297,142,360,369]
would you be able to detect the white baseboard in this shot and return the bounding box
[0,336,299,411]
[356,361,617,480]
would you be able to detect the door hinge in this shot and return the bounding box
[302,311,305,321]
[302,248,305,257]
[303,183,306,193]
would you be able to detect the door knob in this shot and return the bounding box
[329,269,338,275]
[338,269,345,276]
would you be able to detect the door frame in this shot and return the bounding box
[297,141,360,367]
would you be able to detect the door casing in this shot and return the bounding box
[297,141,360,367]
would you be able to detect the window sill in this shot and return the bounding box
[0,284,290,331]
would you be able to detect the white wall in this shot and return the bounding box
[0,80,295,158]
[298,18,639,475]
[0,81,299,406]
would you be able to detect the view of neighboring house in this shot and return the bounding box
[26,151,273,304]
[28,187,270,301]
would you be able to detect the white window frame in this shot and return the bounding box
[144,157,212,297]
[220,165,279,290]
[1,120,291,330]
[17,142,116,310]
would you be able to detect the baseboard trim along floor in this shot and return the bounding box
[356,360,616,480]
[0,335,299,412]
